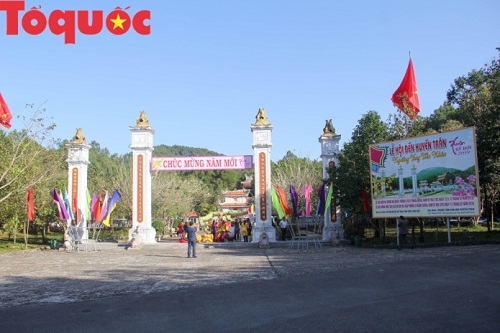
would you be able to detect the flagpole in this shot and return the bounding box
[406,50,411,136]
[24,218,28,249]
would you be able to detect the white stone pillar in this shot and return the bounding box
[398,166,404,197]
[412,165,418,197]
[130,111,156,244]
[251,108,276,243]
[66,129,91,237]
[318,120,341,241]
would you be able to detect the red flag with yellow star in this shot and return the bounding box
[391,58,420,120]
[0,93,13,129]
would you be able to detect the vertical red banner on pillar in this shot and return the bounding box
[137,154,144,222]
[72,168,79,221]
[259,152,267,221]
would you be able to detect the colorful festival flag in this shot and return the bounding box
[63,190,75,221]
[93,193,102,223]
[99,191,109,222]
[90,192,97,221]
[0,92,13,129]
[102,190,121,226]
[317,183,326,216]
[27,188,35,221]
[391,57,420,119]
[271,187,286,219]
[289,185,299,218]
[85,188,92,221]
[276,184,292,217]
[360,188,371,213]
[301,184,313,216]
[325,183,334,214]
[51,188,69,221]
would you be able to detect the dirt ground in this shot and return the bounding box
[0,240,496,309]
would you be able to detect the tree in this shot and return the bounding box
[0,104,65,233]
[0,104,61,203]
[337,111,388,238]
[4,214,20,242]
[271,151,322,217]
[447,48,500,227]
[425,102,463,133]
[151,171,210,219]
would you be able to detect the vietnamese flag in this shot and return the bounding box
[27,188,35,221]
[391,58,420,120]
[0,92,13,129]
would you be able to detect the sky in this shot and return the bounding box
[1,0,499,162]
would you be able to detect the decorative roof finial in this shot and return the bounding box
[71,128,86,144]
[254,108,269,126]
[135,111,150,128]
[322,119,336,136]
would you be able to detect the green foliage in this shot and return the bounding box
[0,104,65,229]
[4,214,21,242]
[153,144,219,157]
[152,220,166,235]
[343,219,365,239]
[337,111,388,217]
[151,144,249,217]
[445,47,500,222]
[3,48,499,240]
[272,151,322,216]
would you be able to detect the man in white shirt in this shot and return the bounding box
[279,218,288,241]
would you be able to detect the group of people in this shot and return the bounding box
[176,217,254,244]
[178,215,414,257]
[176,217,254,258]
[210,218,253,242]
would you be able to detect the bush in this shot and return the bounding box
[344,219,365,239]
[152,220,166,235]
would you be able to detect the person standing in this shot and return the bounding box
[186,221,198,258]
[234,220,241,241]
[246,218,252,241]
[397,216,413,250]
[211,220,216,240]
[279,218,288,241]
[177,222,183,239]
[241,221,248,242]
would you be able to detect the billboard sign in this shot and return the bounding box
[151,155,253,172]
[369,127,480,218]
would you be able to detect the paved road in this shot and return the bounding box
[1,242,499,332]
